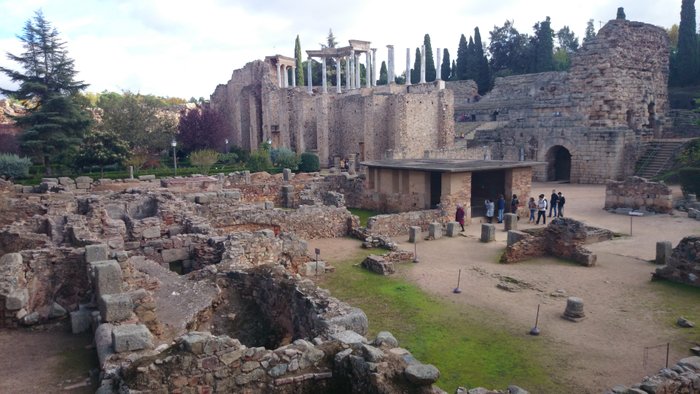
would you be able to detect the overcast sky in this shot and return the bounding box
[0,0,685,99]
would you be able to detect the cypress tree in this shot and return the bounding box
[423,34,437,82]
[456,34,469,80]
[466,36,478,81]
[411,47,421,84]
[583,19,596,45]
[533,16,555,72]
[294,35,304,86]
[473,27,491,94]
[378,61,388,85]
[451,60,457,81]
[440,49,451,81]
[675,0,699,85]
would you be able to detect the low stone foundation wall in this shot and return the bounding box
[606,356,700,394]
[367,210,443,237]
[605,176,673,213]
[653,235,700,286]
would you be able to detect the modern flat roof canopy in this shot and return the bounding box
[360,159,546,173]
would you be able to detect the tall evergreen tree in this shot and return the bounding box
[673,0,699,85]
[440,49,451,81]
[532,16,555,72]
[378,61,388,85]
[466,37,478,81]
[423,34,437,82]
[411,47,421,84]
[0,10,91,174]
[456,34,469,80]
[451,60,457,82]
[583,19,596,45]
[473,27,491,94]
[294,35,304,86]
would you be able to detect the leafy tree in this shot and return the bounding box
[189,149,220,175]
[0,153,32,179]
[583,19,596,45]
[0,10,92,174]
[423,34,437,82]
[672,0,699,86]
[178,105,228,154]
[531,17,555,73]
[247,149,272,173]
[294,35,305,86]
[473,27,491,93]
[411,47,421,84]
[270,147,300,170]
[440,49,451,81]
[556,26,579,53]
[322,29,338,86]
[488,20,530,76]
[299,152,320,172]
[75,129,129,177]
[456,34,469,80]
[98,91,178,154]
[378,61,388,85]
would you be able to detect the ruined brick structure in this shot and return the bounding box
[605,176,673,213]
[210,56,454,168]
[455,18,669,183]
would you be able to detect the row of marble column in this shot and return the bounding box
[293,45,445,94]
[276,63,297,88]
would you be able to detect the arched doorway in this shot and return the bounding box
[545,145,572,181]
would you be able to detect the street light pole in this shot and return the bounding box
[171,139,177,176]
[225,138,229,154]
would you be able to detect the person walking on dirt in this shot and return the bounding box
[510,194,520,215]
[528,197,537,223]
[549,189,558,217]
[497,194,506,223]
[455,204,465,232]
[485,199,495,223]
[536,194,548,225]
[557,192,566,217]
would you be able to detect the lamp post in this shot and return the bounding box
[225,138,229,154]
[171,139,177,176]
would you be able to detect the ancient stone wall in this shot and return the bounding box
[367,210,443,237]
[654,236,700,287]
[605,176,673,213]
[606,356,700,394]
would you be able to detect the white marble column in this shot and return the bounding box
[355,53,361,89]
[292,66,296,87]
[307,57,313,94]
[420,45,426,84]
[406,48,411,86]
[345,56,351,90]
[365,51,371,88]
[350,50,355,89]
[372,48,378,86]
[387,45,394,84]
[276,63,282,88]
[283,66,289,87]
[436,48,441,81]
[321,57,327,94]
[335,57,341,93]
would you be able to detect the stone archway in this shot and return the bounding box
[545,145,572,181]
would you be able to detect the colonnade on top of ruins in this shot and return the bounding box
[267,39,446,95]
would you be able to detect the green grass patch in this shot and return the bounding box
[348,208,379,227]
[320,249,569,392]
[649,278,700,342]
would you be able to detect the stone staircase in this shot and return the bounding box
[635,139,689,179]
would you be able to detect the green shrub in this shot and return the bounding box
[218,152,239,164]
[679,167,700,195]
[299,152,320,172]
[189,149,220,175]
[0,153,32,179]
[270,147,300,170]
[247,149,272,173]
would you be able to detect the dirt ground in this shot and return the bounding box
[310,182,700,393]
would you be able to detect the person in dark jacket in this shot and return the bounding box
[557,192,566,217]
[455,204,465,231]
[549,189,559,217]
[496,194,506,223]
[510,194,519,214]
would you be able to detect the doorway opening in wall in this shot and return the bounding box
[545,145,572,181]
[471,170,506,217]
[429,172,442,209]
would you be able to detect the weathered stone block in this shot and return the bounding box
[112,324,153,353]
[91,260,122,296]
[428,223,442,239]
[283,168,292,181]
[446,222,459,237]
[408,226,421,243]
[141,226,161,239]
[5,288,28,311]
[361,255,395,275]
[480,224,495,242]
[99,293,133,322]
[507,230,528,246]
[138,175,156,181]
[85,244,110,263]
[264,201,274,210]
[304,261,326,276]
[405,363,440,385]
[656,241,672,265]
[504,213,518,231]
[161,248,189,263]
[70,308,92,334]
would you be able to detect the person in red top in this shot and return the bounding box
[455,204,465,232]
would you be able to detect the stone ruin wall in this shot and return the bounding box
[605,176,674,213]
[450,18,670,183]
[654,236,700,287]
[366,210,443,237]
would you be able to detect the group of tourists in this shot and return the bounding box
[455,189,567,228]
[527,189,566,224]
